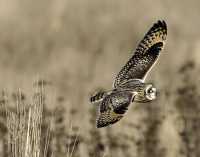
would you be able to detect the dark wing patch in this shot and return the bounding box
[114,20,167,88]
[96,91,135,128]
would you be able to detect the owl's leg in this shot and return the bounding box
[90,91,106,103]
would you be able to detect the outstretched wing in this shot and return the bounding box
[114,20,167,88]
[96,91,136,128]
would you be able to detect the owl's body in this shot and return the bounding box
[90,20,167,128]
[92,79,156,128]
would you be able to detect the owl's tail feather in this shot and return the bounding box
[90,91,106,103]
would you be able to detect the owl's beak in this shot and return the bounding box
[151,87,157,99]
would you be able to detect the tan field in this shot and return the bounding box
[0,0,200,157]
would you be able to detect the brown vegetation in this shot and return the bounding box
[0,0,200,157]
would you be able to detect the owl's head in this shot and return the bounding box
[145,84,156,101]
[133,84,157,103]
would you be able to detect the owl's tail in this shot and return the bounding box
[90,91,106,103]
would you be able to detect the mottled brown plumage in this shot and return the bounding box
[114,20,167,88]
[96,89,135,127]
[91,20,167,128]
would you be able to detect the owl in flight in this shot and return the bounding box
[90,20,167,128]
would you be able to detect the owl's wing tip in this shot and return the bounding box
[155,20,167,34]
[96,118,107,128]
[157,19,166,24]
[96,123,104,128]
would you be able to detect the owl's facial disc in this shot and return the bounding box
[145,85,156,100]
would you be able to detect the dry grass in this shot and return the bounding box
[5,86,49,157]
[1,83,79,157]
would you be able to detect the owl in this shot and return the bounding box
[90,20,167,128]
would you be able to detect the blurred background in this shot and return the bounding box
[0,0,200,157]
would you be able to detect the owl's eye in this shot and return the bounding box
[147,88,154,94]
[145,86,156,100]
